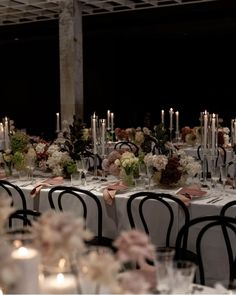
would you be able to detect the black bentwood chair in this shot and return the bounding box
[175,215,236,288]
[127,191,191,249]
[8,209,41,228]
[47,186,115,251]
[114,141,139,157]
[0,179,27,210]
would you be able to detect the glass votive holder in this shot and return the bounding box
[8,233,40,294]
[170,260,196,294]
[155,247,175,294]
[39,259,78,294]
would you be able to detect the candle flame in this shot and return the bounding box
[17,246,28,256]
[56,273,64,284]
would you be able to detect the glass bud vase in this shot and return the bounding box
[121,169,134,187]
[4,161,13,177]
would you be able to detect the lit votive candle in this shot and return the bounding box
[40,273,77,294]
[11,246,40,294]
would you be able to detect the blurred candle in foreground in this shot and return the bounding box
[11,246,40,294]
[40,273,77,294]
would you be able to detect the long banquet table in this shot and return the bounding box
[2,173,236,288]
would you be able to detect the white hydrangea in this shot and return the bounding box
[46,150,72,176]
[35,142,47,154]
[144,153,168,171]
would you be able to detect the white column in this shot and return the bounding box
[59,0,83,124]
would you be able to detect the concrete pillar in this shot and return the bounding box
[59,0,83,125]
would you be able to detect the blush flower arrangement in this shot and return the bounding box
[144,150,201,187]
[78,229,156,294]
[113,229,156,293]
[102,150,124,177]
[30,211,92,266]
[32,139,50,170]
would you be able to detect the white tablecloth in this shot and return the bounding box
[3,175,236,288]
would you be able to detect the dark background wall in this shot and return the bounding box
[0,0,236,139]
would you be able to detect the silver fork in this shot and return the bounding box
[207,196,221,204]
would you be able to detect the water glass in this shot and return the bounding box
[170,260,196,294]
[155,247,175,294]
[211,165,220,189]
[70,171,81,186]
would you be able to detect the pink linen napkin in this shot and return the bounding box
[102,181,128,205]
[30,176,64,198]
[176,184,207,206]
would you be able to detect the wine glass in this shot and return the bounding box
[220,164,228,197]
[76,156,89,186]
[25,158,36,182]
[211,165,221,190]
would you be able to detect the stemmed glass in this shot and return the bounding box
[220,164,228,197]
[211,165,221,190]
[76,156,88,186]
[25,157,36,182]
[146,164,153,190]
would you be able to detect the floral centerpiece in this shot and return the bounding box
[30,211,92,266]
[46,144,74,177]
[218,126,230,147]
[31,137,50,171]
[103,151,139,186]
[102,150,122,177]
[116,151,139,186]
[144,150,201,187]
[181,126,201,146]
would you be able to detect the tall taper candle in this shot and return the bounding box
[169,108,173,130]
[4,117,10,150]
[92,113,97,154]
[175,111,179,133]
[0,123,3,140]
[234,120,236,145]
[203,111,208,151]
[101,119,106,158]
[56,113,60,133]
[211,113,216,154]
[107,110,110,130]
[161,110,164,129]
[111,112,114,133]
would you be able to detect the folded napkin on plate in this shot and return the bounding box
[30,176,64,198]
[176,184,207,206]
[102,181,128,205]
